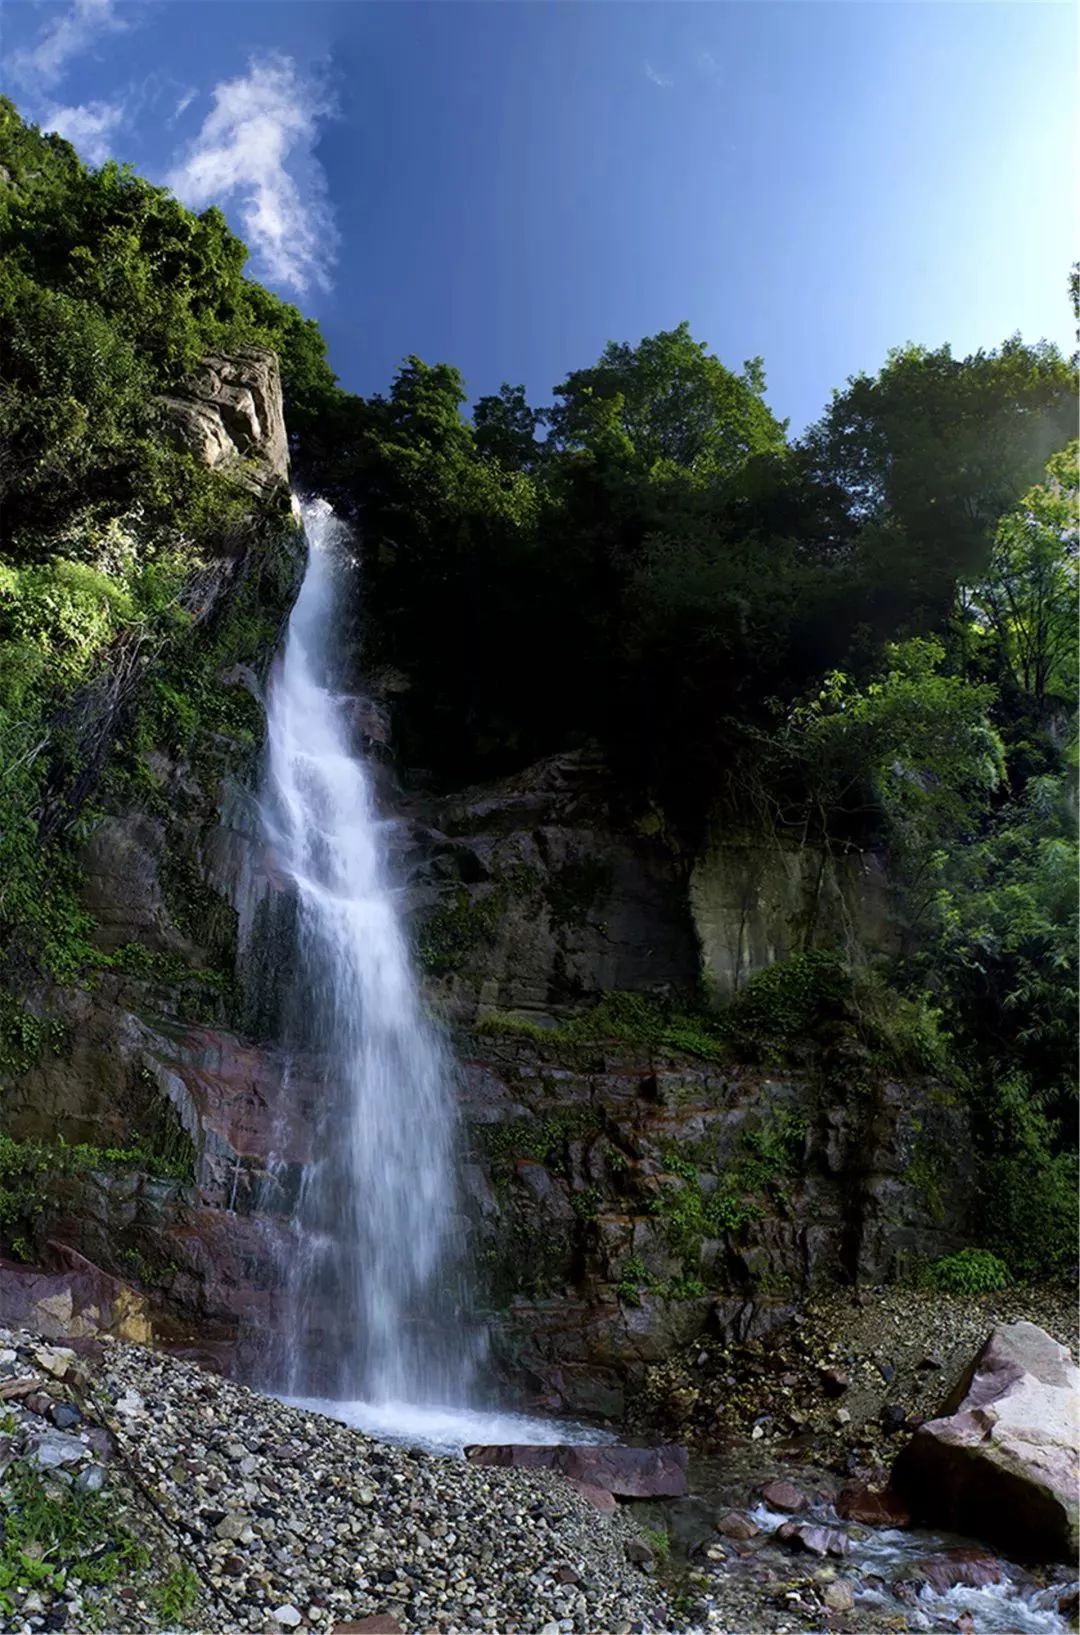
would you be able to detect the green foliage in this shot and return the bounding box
[0,1461,197,1624]
[0,102,315,985]
[651,1108,806,1265]
[563,992,726,1057]
[0,526,185,980]
[417,889,505,975]
[616,1255,650,1305]
[974,1073,1077,1281]
[474,991,730,1061]
[547,322,787,474]
[0,97,337,550]
[476,1109,598,1186]
[152,1564,201,1625]
[641,1527,671,1565]
[923,1248,1011,1294]
[0,996,64,1077]
[651,1157,740,1256]
[0,1462,148,1615]
[927,776,1077,1109]
[779,638,1005,900]
[971,441,1079,714]
[0,1132,193,1260]
[718,950,849,1061]
[802,337,1077,624]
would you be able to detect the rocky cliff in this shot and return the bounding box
[0,351,976,1416]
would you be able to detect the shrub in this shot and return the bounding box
[924,1248,1011,1294]
[981,1149,1077,1281]
[718,950,849,1063]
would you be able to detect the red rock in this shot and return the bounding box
[0,1244,151,1343]
[891,1322,1079,1564]
[775,1522,849,1557]
[565,1478,616,1513]
[715,1511,760,1540]
[464,1443,688,1498]
[333,1620,404,1634]
[760,1478,809,1513]
[0,1376,41,1400]
[835,1480,911,1528]
[906,1548,1005,1594]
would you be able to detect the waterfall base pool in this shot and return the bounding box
[279,1394,616,1456]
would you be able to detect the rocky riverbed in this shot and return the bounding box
[0,1327,685,1634]
[0,1291,1077,1635]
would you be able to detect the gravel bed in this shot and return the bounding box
[0,1327,701,1634]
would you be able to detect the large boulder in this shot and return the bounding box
[0,1244,152,1343]
[891,1321,1079,1562]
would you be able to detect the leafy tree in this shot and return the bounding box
[0,98,339,552]
[803,339,1077,625]
[548,323,787,475]
[775,638,1004,919]
[968,441,1079,717]
[473,383,545,470]
[928,773,1077,1109]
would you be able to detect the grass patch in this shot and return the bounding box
[0,1461,148,1615]
[0,1461,201,1627]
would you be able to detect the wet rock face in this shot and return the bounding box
[689,835,895,999]
[399,752,699,1024]
[4,1003,975,1407]
[461,1033,974,1414]
[399,750,900,1017]
[892,1321,1080,1563]
[157,347,290,498]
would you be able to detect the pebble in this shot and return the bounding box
[822,1578,856,1613]
[31,1429,87,1467]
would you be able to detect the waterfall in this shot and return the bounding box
[259,497,474,1408]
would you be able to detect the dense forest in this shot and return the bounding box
[0,97,1076,1284]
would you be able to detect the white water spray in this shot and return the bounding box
[260,498,472,1408]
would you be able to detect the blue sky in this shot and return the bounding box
[2,0,1076,431]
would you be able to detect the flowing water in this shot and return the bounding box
[259,497,477,1415]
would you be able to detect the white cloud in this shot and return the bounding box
[644,61,673,91]
[41,98,126,164]
[166,55,337,296]
[10,0,128,91]
[173,88,197,122]
[697,49,723,83]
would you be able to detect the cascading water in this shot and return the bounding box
[259,497,474,1412]
[256,496,613,1453]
